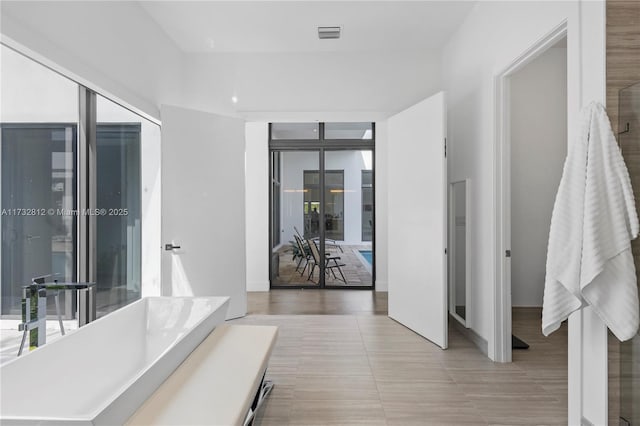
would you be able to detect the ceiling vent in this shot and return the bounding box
[318,26,341,39]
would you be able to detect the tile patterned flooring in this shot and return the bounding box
[0,290,568,425]
[235,292,568,425]
[248,290,387,316]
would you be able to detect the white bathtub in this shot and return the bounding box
[0,296,229,425]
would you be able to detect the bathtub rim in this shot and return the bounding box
[0,295,230,423]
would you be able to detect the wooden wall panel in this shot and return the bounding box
[606,1,640,425]
[607,0,640,134]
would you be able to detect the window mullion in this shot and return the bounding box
[77,86,97,324]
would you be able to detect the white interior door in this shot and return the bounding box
[160,105,247,319]
[387,92,447,348]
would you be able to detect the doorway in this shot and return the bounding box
[269,123,375,289]
[495,28,568,362]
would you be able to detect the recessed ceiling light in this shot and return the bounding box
[318,26,341,40]
[231,95,238,104]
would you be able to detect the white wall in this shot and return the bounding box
[1,1,184,120]
[510,46,567,307]
[443,0,581,357]
[245,122,270,292]
[443,0,607,422]
[0,45,78,123]
[375,121,389,292]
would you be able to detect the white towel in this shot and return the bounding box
[542,101,639,341]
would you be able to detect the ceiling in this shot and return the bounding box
[139,1,477,54]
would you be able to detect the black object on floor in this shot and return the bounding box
[512,334,530,349]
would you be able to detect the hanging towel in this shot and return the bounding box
[542,101,639,341]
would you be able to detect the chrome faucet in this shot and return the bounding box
[17,274,65,356]
[17,276,96,356]
[17,278,47,356]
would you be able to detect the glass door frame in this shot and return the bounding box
[268,123,376,290]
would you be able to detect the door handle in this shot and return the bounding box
[165,243,181,251]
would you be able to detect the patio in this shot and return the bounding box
[272,243,373,287]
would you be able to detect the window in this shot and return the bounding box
[1,44,158,320]
[325,122,373,140]
[269,122,375,146]
[96,95,143,315]
[303,170,344,241]
[362,170,373,241]
[1,45,79,317]
[271,123,319,140]
[271,152,281,248]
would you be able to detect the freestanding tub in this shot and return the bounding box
[0,296,229,425]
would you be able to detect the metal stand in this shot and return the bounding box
[54,291,65,336]
[243,374,274,426]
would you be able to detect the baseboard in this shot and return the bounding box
[375,281,388,291]
[449,315,488,356]
[581,417,596,426]
[246,281,270,292]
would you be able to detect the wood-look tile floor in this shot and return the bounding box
[234,293,568,426]
[248,290,387,315]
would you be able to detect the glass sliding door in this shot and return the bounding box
[1,45,79,317]
[270,150,320,287]
[324,150,373,287]
[269,123,375,289]
[95,95,142,316]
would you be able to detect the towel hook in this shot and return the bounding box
[618,122,631,135]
